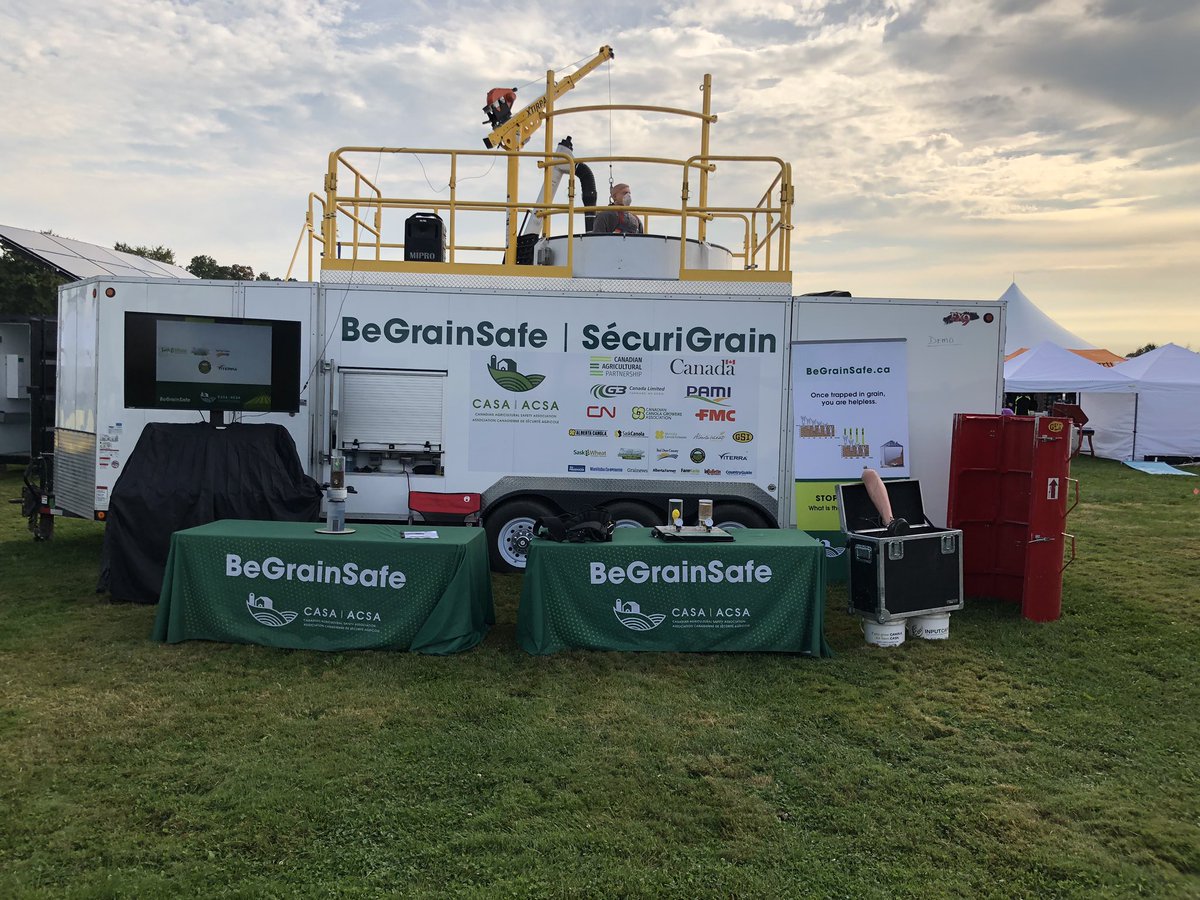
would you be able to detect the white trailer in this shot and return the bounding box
[52,277,316,521]
[50,274,1004,571]
[44,58,1007,569]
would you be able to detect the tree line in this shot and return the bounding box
[0,238,287,316]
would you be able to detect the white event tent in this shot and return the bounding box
[1082,344,1200,460]
[1003,340,1136,394]
[1000,282,1126,366]
[1001,282,1093,354]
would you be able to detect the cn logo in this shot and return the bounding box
[587,406,616,418]
[695,408,736,422]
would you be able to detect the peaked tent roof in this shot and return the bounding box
[999,281,1094,354]
[1115,343,1200,390]
[1006,346,1127,366]
[1004,340,1136,393]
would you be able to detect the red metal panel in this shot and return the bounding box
[408,492,481,515]
[948,414,1034,603]
[1020,416,1072,622]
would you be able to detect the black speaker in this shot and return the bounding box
[404,213,446,262]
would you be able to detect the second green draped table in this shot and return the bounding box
[518,528,830,656]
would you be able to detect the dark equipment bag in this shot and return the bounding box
[534,507,615,543]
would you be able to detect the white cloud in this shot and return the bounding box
[0,0,1195,346]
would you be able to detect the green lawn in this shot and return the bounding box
[1,458,1197,898]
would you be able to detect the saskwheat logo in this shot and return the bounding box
[246,593,297,627]
[487,354,545,393]
[613,598,665,631]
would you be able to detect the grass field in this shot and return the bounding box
[1,457,1197,898]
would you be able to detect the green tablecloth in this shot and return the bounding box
[152,521,494,654]
[517,529,830,656]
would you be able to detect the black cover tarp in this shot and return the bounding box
[99,423,323,603]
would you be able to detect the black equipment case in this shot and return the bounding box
[836,479,964,623]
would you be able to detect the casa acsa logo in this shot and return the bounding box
[246,593,297,627]
[591,384,627,399]
[686,385,732,405]
[695,408,736,422]
[613,598,666,632]
[487,355,545,393]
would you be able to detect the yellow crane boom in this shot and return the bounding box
[483,46,614,151]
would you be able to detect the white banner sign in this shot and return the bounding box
[791,339,910,479]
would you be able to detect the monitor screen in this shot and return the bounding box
[124,312,302,414]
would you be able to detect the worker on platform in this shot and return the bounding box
[591,183,643,235]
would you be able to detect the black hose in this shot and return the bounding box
[576,163,597,233]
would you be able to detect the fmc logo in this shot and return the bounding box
[695,408,736,422]
[487,355,545,392]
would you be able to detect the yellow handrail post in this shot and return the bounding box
[542,67,555,238]
[698,74,713,244]
[324,152,339,262]
[504,153,520,265]
[448,153,457,264]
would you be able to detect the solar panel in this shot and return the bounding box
[0,223,196,280]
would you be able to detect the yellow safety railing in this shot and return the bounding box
[303,71,793,282]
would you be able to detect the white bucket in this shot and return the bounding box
[863,620,906,648]
[907,613,951,640]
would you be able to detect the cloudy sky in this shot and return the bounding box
[3,0,1197,352]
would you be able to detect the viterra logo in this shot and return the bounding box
[486,355,545,392]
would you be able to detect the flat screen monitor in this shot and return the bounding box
[124,312,302,415]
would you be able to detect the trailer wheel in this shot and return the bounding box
[713,503,772,530]
[604,500,659,529]
[486,498,554,573]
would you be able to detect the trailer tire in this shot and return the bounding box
[713,503,772,530]
[486,498,554,573]
[604,500,659,529]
